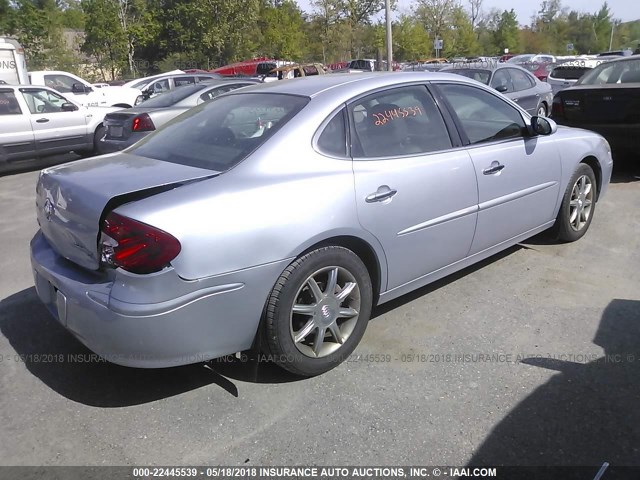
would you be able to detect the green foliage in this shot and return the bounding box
[3,0,638,79]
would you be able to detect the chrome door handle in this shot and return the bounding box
[366,185,397,203]
[483,162,505,175]
[36,118,49,123]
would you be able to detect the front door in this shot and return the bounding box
[436,82,561,255]
[350,84,479,291]
[19,88,90,155]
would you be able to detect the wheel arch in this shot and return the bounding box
[297,235,385,306]
[580,155,602,200]
[111,103,131,108]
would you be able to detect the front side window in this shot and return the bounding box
[439,83,526,145]
[509,68,535,91]
[490,69,513,92]
[20,88,69,114]
[317,109,347,157]
[44,74,77,93]
[0,90,22,115]
[349,85,452,158]
[130,93,308,172]
[149,79,169,94]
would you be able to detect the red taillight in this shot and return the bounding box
[131,113,155,132]
[551,98,564,118]
[100,212,181,274]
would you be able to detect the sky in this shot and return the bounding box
[297,0,640,24]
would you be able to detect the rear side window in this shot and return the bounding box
[130,93,309,172]
[349,85,452,158]
[551,66,591,80]
[317,109,347,157]
[440,83,526,145]
[174,76,195,87]
[0,90,22,115]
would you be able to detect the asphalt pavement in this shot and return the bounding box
[0,160,639,467]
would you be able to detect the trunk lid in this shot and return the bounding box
[557,84,640,124]
[103,108,160,140]
[36,153,218,270]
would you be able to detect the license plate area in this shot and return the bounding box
[108,125,124,138]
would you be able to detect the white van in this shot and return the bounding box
[0,37,28,84]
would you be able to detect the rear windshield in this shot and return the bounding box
[578,58,640,85]
[446,69,491,85]
[129,93,309,172]
[141,83,209,108]
[551,66,591,80]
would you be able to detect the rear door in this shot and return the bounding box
[0,88,35,161]
[19,87,90,155]
[436,82,561,255]
[350,84,479,291]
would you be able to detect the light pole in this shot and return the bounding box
[385,0,393,71]
[609,21,616,51]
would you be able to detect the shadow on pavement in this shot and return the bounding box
[0,154,80,178]
[466,299,640,472]
[372,245,522,319]
[0,287,297,407]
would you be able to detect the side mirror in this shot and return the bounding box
[61,102,78,112]
[495,85,509,93]
[71,82,89,94]
[531,116,557,135]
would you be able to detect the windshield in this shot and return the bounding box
[507,55,535,64]
[577,58,640,85]
[129,93,309,172]
[446,69,491,85]
[140,83,210,108]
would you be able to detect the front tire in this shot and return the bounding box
[537,103,548,117]
[554,163,597,242]
[263,246,373,376]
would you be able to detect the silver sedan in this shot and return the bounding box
[441,63,554,117]
[30,72,613,376]
[97,79,261,154]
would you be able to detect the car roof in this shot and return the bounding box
[440,63,533,74]
[226,71,484,100]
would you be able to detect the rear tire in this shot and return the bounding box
[554,163,597,242]
[263,246,372,377]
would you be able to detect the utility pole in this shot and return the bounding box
[609,21,615,51]
[385,0,393,71]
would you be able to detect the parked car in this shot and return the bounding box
[29,71,142,108]
[98,79,260,154]
[547,59,605,95]
[30,72,612,376]
[127,73,223,101]
[551,55,640,160]
[270,63,328,80]
[441,63,554,116]
[0,84,119,170]
[507,54,556,65]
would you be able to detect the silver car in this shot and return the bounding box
[441,63,554,117]
[97,79,260,154]
[30,72,613,376]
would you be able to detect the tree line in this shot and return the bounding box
[1,0,639,80]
